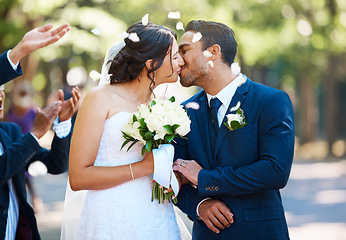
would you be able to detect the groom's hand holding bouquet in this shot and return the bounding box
[121,97,191,203]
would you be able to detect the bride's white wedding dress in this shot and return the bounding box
[62,111,187,240]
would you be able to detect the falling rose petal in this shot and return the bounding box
[203,50,213,58]
[192,32,202,43]
[28,161,48,177]
[90,70,101,81]
[230,101,241,113]
[208,60,214,68]
[119,31,129,39]
[128,32,140,42]
[142,14,149,26]
[231,62,241,75]
[185,102,200,110]
[91,28,101,35]
[238,74,247,87]
[168,11,181,19]
[176,21,184,30]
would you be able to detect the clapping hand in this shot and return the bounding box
[30,101,62,139]
[9,24,71,64]
[58,86,81,122]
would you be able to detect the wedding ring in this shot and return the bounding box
[180,161,184,166]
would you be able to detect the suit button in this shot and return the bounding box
[215,187,219,191]
[206,186,210,191]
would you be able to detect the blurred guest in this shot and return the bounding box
[0,84,80,240]
[5,80,42,212]
[0,23,70,85]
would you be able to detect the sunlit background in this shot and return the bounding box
[1,0,345,239]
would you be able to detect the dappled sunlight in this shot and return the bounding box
[289,161,346,179]
[289,223,346,240]
[314,190,346,204]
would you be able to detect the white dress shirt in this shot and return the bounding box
[6,50,19,70]
[196,73,244,218]
[206,73,244,126]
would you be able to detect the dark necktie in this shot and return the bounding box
[209,98,222,134]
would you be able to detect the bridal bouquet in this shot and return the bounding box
[121,97,191,203]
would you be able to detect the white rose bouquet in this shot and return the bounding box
[121,97,191,203]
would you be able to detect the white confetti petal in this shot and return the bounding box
[185,102,200,110]
[142,13,149,26]
[168,11,181,19]
[192,32,202,43]
[203,50,213,58]
[176,21,184,30]
[238,74,247,87]
[231,62,241,75]
[91,28,101,35]
[28,161,48,177]
[119,31,129,39]
[89,70,101,81]
[128,32,140,42]
[230,101,241,113]
[208,60,214,68]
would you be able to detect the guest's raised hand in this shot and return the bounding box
[30,101,62,139]
[58,86,81,122]
[173,159,202,186]
[198,199,234,234]
[9,24,71,64]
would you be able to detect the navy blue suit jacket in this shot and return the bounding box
[0,51,22,85]
[0,122,70,240]
[174,77,294,240]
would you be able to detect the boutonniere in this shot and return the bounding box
[224,107,247,131]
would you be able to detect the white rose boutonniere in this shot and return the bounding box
[225,108,247,131]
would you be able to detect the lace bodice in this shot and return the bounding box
[78,112,181,240]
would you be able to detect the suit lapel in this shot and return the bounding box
[195,93,213,165]
[213,78,251,159]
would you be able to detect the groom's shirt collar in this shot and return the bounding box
[207,73,243,108]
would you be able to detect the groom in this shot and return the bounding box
[173,20,294,240]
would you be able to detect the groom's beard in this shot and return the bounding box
[179,65,208,88]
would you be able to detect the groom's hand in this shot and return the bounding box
[198,199,234,234]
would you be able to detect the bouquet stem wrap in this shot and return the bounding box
[152,144,179,204]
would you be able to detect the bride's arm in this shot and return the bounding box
[69,88,154,191]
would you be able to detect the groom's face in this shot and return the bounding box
[178,31,209,88]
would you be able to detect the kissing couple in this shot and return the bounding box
[62,19,294,240]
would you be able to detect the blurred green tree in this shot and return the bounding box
[1,0,345,157]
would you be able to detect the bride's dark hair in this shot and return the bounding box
[108,22,177,91]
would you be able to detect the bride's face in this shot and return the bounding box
[154,39,184,85]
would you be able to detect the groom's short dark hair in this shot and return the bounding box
[185,20,237,67]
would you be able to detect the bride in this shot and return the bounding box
[62,21,190,240]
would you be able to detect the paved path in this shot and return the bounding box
[32,159,346,239]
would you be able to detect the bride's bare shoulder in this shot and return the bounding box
[85,85,122,102]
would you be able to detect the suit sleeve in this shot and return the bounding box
[0,51,22,85]
[32,133,71,174]
[0,125,42,186]
[174,134,206,221]
[0,124,70,186]
[198,91,295,196]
